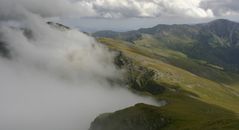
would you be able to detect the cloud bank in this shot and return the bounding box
[0,1,157,130]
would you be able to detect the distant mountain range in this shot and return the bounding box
[93,19,239,72]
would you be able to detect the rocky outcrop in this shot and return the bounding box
[0,41,9,57]
[89,50,169,130]
[115,52,165,95]
[47,22,70,31]
[89,103,170,130]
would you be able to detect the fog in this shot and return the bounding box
[0,1,157,130]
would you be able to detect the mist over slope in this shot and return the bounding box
[0,1,157,130]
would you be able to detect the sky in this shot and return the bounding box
[1,0,239,32]
[59,0,239,32]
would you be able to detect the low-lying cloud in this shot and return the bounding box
[0,1,157,130]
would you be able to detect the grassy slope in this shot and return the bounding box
[98,37,239,113]
[158,91,239,130]
[91,101,239,130]
[134,34,239,83]
[97,37,239,129]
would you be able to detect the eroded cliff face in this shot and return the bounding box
[89,103,170,130]
[88,52,166,130]
[114,52,165,95]
[88,49,169,130]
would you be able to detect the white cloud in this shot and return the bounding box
[2,0,239,20]
[0,0,215,20]
[201,0,239,16]
[0,2,157,129]
[74,0,214,18]
[0,0,96,20]
[0,1,158,129]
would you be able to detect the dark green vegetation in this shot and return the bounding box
[91,19,239,130]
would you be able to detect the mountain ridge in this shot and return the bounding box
[93,19,239,72]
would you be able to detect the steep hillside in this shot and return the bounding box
[90,37,239,130]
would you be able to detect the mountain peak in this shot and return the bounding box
[208,19,237,25]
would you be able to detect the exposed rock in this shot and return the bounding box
[0,33,10,58]
[115,52,165,95]
[0,41,9,58]
[89,103,170,130]
[47,22,70,31]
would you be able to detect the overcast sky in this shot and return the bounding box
[1,0,239,32]
[61,0,239,32]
